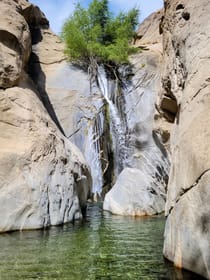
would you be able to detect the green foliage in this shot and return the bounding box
[61,0,139,67]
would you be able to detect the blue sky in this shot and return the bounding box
[30,0,163,34]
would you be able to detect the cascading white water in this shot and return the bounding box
[97,65,127,177]
[83,65,128,195]
[85,111,104,195]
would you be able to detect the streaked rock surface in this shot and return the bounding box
[103,10,170,216]
[162,0,210,278]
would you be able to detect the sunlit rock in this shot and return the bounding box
[0,0,31,88]
[0,0,91,232]
[162,0,210,278]
[103,168,165,216]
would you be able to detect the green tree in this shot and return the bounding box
[61,0,139,68]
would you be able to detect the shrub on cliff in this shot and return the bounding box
[61,0,139,68]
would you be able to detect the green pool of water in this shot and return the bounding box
[0,203,204,280]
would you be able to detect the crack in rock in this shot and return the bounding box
[168,168,210,216]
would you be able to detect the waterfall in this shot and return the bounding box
[83,64,128,196]
[85,111,104,195]
[97,65,127,177]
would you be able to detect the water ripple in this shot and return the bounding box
[0,203,204,280]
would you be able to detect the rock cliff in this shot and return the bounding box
[1,0,210,277]
[25,3,170,218]
[103,10,170,216]
[162,0,210,278]
[28,27,107,195]
[0,0,91,232]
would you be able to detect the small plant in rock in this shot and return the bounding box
[61,0,139,71]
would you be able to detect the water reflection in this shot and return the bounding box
[0,203,204,280]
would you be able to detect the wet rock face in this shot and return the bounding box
[29,5,170,209]
[103,10,170,216]
[162,0,210,278]
[0,0,91,232]
[27,9,116,196]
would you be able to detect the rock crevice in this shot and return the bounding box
[167,168,210,217]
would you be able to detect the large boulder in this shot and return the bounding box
[0,76,91,232]
[103,168,165,216]
[162,0,210,278]
[0,0,91,232]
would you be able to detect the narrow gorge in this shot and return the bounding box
[0,0,209,279]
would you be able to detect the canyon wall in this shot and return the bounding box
[28,3,171,218]
[161,0,210,278]
[26,0,210,277]
[0,0,91,232]
[1,1,210,278]
[30,7,171,209]
[26,1,171,217]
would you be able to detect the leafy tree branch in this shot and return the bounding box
[61,0,139,69]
